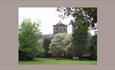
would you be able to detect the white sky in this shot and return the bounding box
[18,7,95,35]
[18,7,73,35]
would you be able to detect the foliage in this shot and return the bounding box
[48,33,72,58]
[69,8,89,58]
[71,19,89,58]
[37,38,44,48]
[57,7,97,59]
[43,36,52,57]
[19,47,37,61]
[36,47,45,58]
[89,35,97,60]
[48,33,65,57]
[19,19,42,60]
[63,35,73,58]
[83,8,97,28]
[36,38,45,58]
[57,7,97,29]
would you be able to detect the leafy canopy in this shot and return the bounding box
[19,19,42,60]
[48,33,72,57]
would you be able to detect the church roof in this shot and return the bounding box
[54,21,67,26]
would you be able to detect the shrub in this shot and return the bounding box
[19,48,36,61]
[36,47,45,58]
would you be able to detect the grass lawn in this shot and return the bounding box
[19,58,96,65]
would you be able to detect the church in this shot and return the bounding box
[53,21,67,34]
[43,21,68,56]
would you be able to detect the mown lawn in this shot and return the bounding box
[19,58,96,65]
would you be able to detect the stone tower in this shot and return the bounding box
[53,21,67,34]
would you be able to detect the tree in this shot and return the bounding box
[57,7,97,59]
[82,8,97,28]
[71,17,89,58]
[57,7,97,29]
[19,19,42,60]
[89,34,97,60]
[48,33,72,58]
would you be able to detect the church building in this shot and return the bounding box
[53,21,67,34]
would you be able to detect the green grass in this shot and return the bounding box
[19,58,96,65]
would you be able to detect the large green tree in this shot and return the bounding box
[71,10,89,57]
[57,7,97,58]
[19,19,42,60]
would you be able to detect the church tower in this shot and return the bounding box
[53,21,67,34]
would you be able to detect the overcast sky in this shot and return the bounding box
[18,7,95,35]
[18,7,73,35]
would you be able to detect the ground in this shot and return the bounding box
[19,58,96,65]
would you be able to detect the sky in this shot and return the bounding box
[18,7,73,35]
[18,7,95,35]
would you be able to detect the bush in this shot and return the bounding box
[36,47,45,58]
[19,48,36,61]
